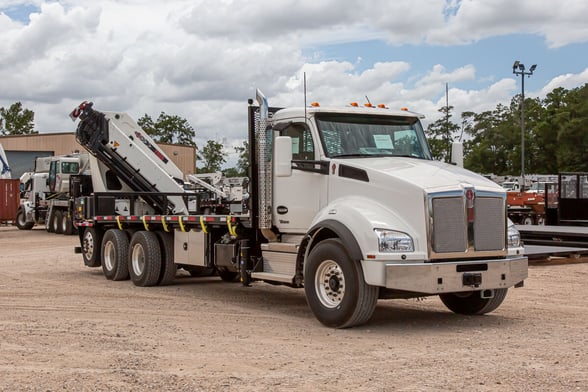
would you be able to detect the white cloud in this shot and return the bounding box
[1,0,588,169]
[426,0,588,47]
[541,67,588,94]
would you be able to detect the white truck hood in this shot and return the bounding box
[337,157,501,193]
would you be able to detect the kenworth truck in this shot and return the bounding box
[70,91,528,328]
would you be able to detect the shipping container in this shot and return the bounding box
[0,179,20,224]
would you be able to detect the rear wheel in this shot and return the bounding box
[155,231,177,286]
[101,229,130,281]
[15,208,34,230]
[217,267,239,282]
[53,210,63,234]
[439,288,508,315]
[129,231,161,287]
[46,210,55,233]
[82,227,103,267]
[62,212,74,235]
[304,238,378,328]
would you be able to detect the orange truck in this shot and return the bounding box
[506,182,548,225]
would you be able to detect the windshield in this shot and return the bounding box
[61,161,79,174]
[315,113,432,159]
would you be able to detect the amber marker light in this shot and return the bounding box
[311,102,320,107]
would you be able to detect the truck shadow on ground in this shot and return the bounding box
[169,274,518,332]
[71,268,519,332]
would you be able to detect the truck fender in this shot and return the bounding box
[21,201,34,221]
[304,220,363,262]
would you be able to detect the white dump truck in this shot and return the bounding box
[70,91,527,328]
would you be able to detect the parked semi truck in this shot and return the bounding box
[70,91,528,328]
[16,153,91,234]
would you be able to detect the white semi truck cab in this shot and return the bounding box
[70,91,527,328]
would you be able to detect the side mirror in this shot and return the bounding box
[450,142,463,167]
[274,136,292,177]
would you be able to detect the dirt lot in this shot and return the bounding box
[1,226,587,391]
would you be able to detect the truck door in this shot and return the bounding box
[273,122,326,233]
[48,160,58,192]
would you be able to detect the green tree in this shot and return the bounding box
[556,84,588,171]
[0,102,36,135]
[462,104,518,175]
[137,112,196,146]
[425,105,460,162]
[222,140,249,177]
[198,140,226,173]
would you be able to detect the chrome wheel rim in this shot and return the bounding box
[131,244,145,276]
[315,260,345,308]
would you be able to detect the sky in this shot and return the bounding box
[1,0,588,168]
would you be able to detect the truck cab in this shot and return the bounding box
[251,91,527,327]
[48,156,81,193]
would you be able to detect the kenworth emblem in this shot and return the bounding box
[466,188,475,223]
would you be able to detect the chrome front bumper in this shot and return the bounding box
[375,256,528,294]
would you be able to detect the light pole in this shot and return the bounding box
[512,61,537,191]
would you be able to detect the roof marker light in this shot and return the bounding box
[350,102,359,107]
[377,104,387,109]
[364,103,374,108]
[401,107,409,111]
[311,102,320,107]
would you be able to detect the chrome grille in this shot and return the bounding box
[432,197,466,253]
[429,190,506,259]
[474,197,505,251]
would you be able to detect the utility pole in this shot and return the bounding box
[512,61,537,191]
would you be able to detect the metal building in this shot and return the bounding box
[0,132,196,179]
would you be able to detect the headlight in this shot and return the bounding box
[507,225,521,248]
[374,229,414,252]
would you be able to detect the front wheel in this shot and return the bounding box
[304,238,378,328]
[439,288,508,315]
[15,208,34,230]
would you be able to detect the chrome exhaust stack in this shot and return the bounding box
[255,89,276,241]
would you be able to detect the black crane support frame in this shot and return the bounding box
[75,105,172,214]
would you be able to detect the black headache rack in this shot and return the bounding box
[75,104,172,214]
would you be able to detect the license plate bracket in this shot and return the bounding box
[462,272,482,287]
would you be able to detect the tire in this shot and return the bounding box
[217,267,239,282]
[15,208,34,230]
[46,210,55,233]
[304,238,378,328]
[101,229,130,281]
[82,227,103,268]
[522,216,533,225]
[62,211,74,235]
[155,231,177,286]
[52,210,64,234]
[129,231,161,287]
[439,288,508,315]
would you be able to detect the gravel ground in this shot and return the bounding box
[1,225,587,391]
